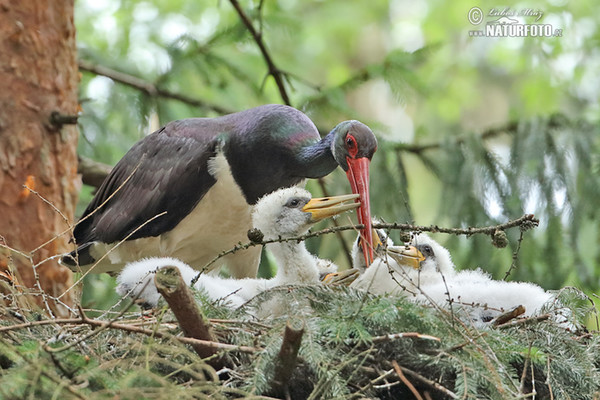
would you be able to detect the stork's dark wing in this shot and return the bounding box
[73,119,220,245]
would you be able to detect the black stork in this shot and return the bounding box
[62,104,377,277]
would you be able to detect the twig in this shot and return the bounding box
[228,0,291,105]
[392,361,459,399]
[271,321,305,399]
[193,214,538,283]
[504,230,525,280]
[373,214,539,237]
[392,360,424,400]
[496,314,550,330]
[193,224,362,283]
[27,310,257,354]
[78,59,234,115]
[370,332,441,343]
[154,266,223,367]
[546,355,554,400]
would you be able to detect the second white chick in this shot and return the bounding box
[351,231,563,328]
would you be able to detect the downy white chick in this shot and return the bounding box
[351,231,455,296]
[116,187,359,308]
[351,231,563,328]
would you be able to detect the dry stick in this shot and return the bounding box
[491,305,526,327]
[154,266,225,367]
[8,188,59,317]
[78,59,233,115]
[496,314,550,330]
[391,360,424,400]
[393,362,459,400]
[370,332,441,344]
[271,321,305,399]
[228,0,291,105]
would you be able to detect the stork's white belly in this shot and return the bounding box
[89,151,261,277]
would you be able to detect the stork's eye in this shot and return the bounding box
[346,135,357,149]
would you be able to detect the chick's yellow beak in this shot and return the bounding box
[387,245,425,270]
[302,194,360,222]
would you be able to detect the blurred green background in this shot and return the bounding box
[74,0,600,310]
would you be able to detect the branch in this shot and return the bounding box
[154,266,224,367]
[370,331,441,344]
[193,214,539,281]
[392,360,424,400]
[391,361,459,399]
[393,115,566,154]
[78,156,111,189]
[193,224,363,282]
[228,0,291,105]
[78,59,235,115]
[372,213,539,237]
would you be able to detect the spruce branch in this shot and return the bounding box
[392,114,566,154]
[78,59,234,115]
[228,0,291,105]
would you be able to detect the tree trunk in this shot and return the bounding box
[0,0,80,316]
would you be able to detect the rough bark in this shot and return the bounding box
[0,0,80,316]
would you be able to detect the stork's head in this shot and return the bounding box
[330,121,378,266]
[252,187,360,240]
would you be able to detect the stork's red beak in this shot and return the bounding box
[346,156,373,266]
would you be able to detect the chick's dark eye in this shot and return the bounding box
[421,245,434,257]
[346,137,356,148]
[286,198,302,208]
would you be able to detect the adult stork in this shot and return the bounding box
[63,104,377,276]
